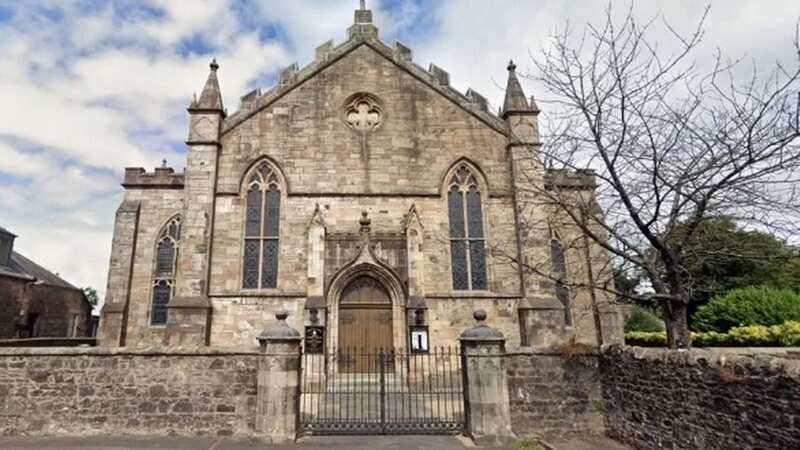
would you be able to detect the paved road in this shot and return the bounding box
[0,435,631,450]
[0,435,477,450]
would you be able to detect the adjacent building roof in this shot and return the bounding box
[0,226,16,238]
[0,250,80,290]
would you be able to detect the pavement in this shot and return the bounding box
[0,435,473,450]
[0,435,631,450]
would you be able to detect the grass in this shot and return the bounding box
[515,439,543,450]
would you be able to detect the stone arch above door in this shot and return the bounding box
[326,262,407,354]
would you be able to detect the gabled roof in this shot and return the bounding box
[221,4,509,136]
[0,225,16,238]
[0,251,79,291]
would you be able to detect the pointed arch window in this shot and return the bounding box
[549,229,572,324]
[447,164,487,290]
[151,216,181,325]
[242,161,282,289]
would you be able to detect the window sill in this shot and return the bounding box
[209,290,307,298]
[426,291,523,299]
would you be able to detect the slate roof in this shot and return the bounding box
[0,251,79,291]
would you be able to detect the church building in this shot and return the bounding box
[99,3,622,351]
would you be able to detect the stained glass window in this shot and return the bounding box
[151,216,180,325]
[447,164,488,290]
[243,240,260,289]
[155,240,174,275]
[245,187,261,237]
[242,161,282,289]
[262,239,279,288]
[151,280,171,325]
[550,232,571,324]
[450,241,468,290]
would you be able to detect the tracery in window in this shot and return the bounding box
[549,229,572,324]
[343,93,383,132]
[242,161,282,289]
[151,216,181,325]
[447,164,487,290]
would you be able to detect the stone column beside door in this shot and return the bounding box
[255,310,302,443]
[460,309,515,446]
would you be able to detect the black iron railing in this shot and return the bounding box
[298,347,466,435]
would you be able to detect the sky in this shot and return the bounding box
[0,0,798,304]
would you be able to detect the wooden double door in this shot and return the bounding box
[338,276,393,373]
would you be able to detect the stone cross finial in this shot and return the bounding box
[210,58,219,72]
[507,60,517,72]
[359,211,371,233]
[161,158,167,168]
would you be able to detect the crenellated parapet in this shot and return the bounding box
[544,168,598,191]
[221,2,506,136]
[122,165,184,189]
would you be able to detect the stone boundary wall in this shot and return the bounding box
[601,345,800,450]
[506,350,605,439]
[0,347,259,437]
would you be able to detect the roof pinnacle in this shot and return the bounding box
[191,58,223,112]
[501,59,537,117]
[351,0,375,32]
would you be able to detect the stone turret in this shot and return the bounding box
[167,59,225,346]
[501,60,539,144]
[502,60,569,347]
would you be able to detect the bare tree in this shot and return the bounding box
[516,4,800,348]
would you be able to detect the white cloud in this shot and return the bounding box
[0,0,797,302]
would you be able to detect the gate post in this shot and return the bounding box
[256,310,302,443]
[460,309,515,446]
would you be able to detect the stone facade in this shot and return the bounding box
[601,345,800,450]
[99,3,622,351]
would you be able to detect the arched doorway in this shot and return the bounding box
[338,275,392,373]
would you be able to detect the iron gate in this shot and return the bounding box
[298,347,467,435]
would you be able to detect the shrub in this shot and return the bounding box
[625,331,666,346]
[693,286,800,332]
[624,321,800,347]
[692,330,734,347]
[624,305,666,332]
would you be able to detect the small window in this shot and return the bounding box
[447,164,487,290]
[151,216,181,325]
[550,229,571,325]
[242,162,282,289]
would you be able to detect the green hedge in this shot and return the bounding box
[624,305,666,332]
[693,286,800,332]
[625,321,800,347]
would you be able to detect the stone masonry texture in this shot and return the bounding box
[99,6,623,352]
[0,348,258,437]
[601,345,800,450]
[0,277,91,339]
[506,351,604,440]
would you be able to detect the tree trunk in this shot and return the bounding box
[662,298,691,349]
